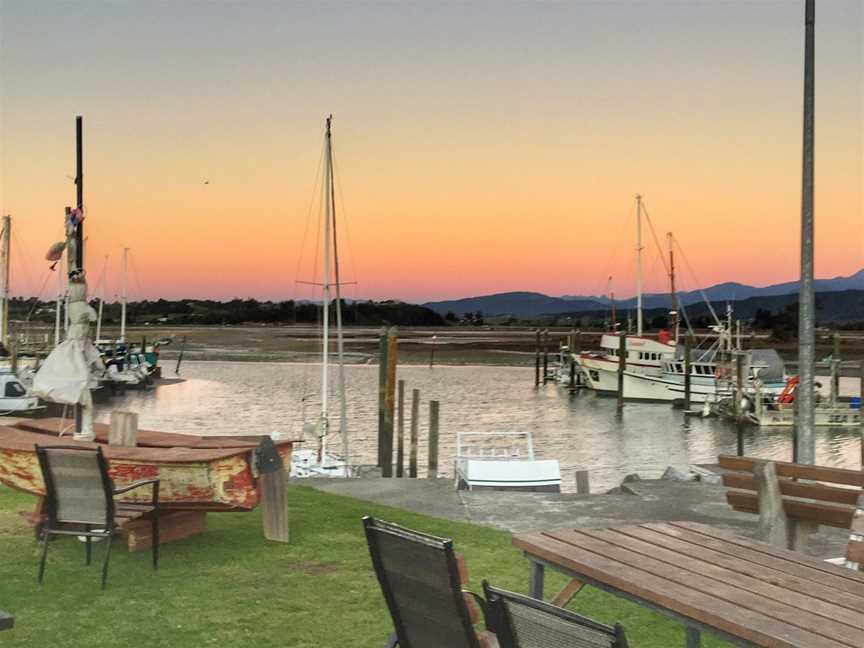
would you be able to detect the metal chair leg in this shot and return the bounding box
[151,513,159,571]
[101,532,114,589]
[85,526,92,565]
[37,531,50,585]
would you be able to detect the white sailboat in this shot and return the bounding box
[291,116,351,478]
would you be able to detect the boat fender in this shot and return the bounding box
[255,437,283,477]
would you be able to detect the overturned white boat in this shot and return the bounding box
[454,432,561,492]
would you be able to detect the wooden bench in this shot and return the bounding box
[719,454,864,569]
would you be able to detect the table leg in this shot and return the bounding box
[529,560,545,600]
[685,627,701,647]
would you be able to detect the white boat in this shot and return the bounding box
[577,333,676,393]
[0,372,43,415]
[454,432,561,492]
[290,116,351,479]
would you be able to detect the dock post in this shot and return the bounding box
[830,332,840,407]
[410,389,420,478]
[684,334,692,410]
[534,329,541,387]
[427,400,439,478]
[109,410,138,447]
[542,329,549,384]
[735,352,745,456]
[575,470,590,495]
[377,328,388,468]
[429,335,436,368]
[569,360,576,392]
[10,343,17,375]
[382,326,398,477]
[617,333,626,408]
[396,380,405,477]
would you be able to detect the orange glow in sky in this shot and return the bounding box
[1,1,861,303]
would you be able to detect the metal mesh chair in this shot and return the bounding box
[35,444,160,588]
[483,581,629,648]
[362,516,489,648]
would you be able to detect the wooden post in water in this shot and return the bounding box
[409,389,420,478]
[736,352,745,456]
[427,400,440,478]
[831,332,840,407]
[542,329,549,384]
[575,470,590,495]
[377,328,388,468]
[617,333,626,408]
[429,335,436,368]
[534,329,540,387]
[109,410,138,447]
[175,336,187,375]
[396,380,405,477]
[382,327,398,477]
[683,334,692,410]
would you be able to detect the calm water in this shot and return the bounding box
[95,362,862,493]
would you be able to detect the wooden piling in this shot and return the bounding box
[377,328,388,468]
[382,327,398,477]
[831,332,841,407]
[542,329,549,384]
[427,400,439,479]
[429,335,436,368]
[683,334,692,409]
[617,333,626,408]
[109,410,138,447]
[534,329,540,387]
[569,360,576,391]
[410,389,420,478]
[9,343,17,375]
[575,470,590,495]
[396,380,405,477]
[736,352,745,456]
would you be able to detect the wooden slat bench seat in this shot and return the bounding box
[719,454,864,568]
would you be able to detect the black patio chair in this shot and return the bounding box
[362,516,495,648]
[483,581,629,648]
[35,444,160,589]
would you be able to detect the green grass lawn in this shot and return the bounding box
[0,484,731,647]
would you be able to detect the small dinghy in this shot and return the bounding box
[454,432,561,493]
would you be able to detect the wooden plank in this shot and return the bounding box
[545,529,864,646]
[551,578,584,607]
[668,522,864,587]
[576,527,864,630]
[619,524,864,614]
[122,511,206,552]
[513,532,849,648]
[723,472,862,505]
[718,455,864,488]
[727,490,853,528]
[847,541,864,565]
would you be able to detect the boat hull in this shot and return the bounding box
[0,423,294,510]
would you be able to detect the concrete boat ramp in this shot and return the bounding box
[301,473,850,559]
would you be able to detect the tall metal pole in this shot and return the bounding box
[0,215,10,349]
[635,195,643,337]
[74,116,84,436]
[796,0,816,465]
[320,116,333,461]
[120,247,128,342]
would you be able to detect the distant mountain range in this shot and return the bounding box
[423,269,864,317]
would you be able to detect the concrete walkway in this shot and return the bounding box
[301,476,849,559]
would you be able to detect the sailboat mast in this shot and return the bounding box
[320,116,333,457]
[54,260,62,346]
[0,215,10,349]
[635,194,643,337]
[121,247,128,342]
[328,119,350,472]
[667,232,678,343]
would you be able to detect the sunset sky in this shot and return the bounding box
[0,1,861,304]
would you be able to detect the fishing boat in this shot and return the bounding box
[289,116,351,478]
[574,197,677,393]
[0,419,294,510]
[454,432,561,492]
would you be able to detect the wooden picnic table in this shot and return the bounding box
[513,521,864,648]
